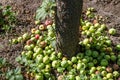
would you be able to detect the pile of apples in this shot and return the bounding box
[12,8,120,80]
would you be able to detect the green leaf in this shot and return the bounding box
[9,76,15,80]
[14,67,21,74]
[35,0,56,20]
[15,75,24,80]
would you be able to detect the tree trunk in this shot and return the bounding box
[55,0,83,58]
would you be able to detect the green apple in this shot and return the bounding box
[81,31,86,35]
[101,24,106,30]
[46,50,52,55]
[39,24,46,31]
[71,57,77,63]
[67,66,72,71]
[50,54,57,61]
[113,71,119,77]
[101,71,107,77]
[30,37,36,42]
[80,69,86,74]
[100,59,108,66]
[26,51,33,58]
[82,26,89,30]
[35,29,40,34]
[118,54,120,59]
[95,31,102,36]
[24,45,32,51]
[116,44,120,51]
[17,37,23,43]
[93,59,97,65]
[83,38,89,45]
[45,46,49,50]
[44,72,51,78]
[92,51,99,58]
[94,23,100,28]
[103,77,107,80]
[12,39,18,44]
[77,62,86,70]
[86,30,91,36]
[100,52,105,57]
[35,48,43,54]
[61,60,68,68]
[85,49,92,56]
[97,28,104,32]
[73,64,77,69]
[31,28,36,33]
[105,40,111,46]
[76,53,84,59]
[117,59,120,66]
[22,33,29,40]
[52,60,60,68]
[45,64,51,71]
[35,20,40,25]
[57,67,65,73]
[109,28,116,35]
[88,62,94,68]
[89,28,95,33]
[110,55,117,61]
[82,58,88,63]
[84,56,90,62]
[46,25,52,30]
[106,73,113,79]
[30,44,35,49]
[35,54,43,63]
[33,46,39,52]
[38,63,45,69]
[75,76,80,80]
[43,55,50,64]
[89,67,96,74]
[89,25,94,30]
[68,69,77,75]
[35,73,43,80]
[67,60,73,66]
[86,10,91,16]
[97,66,103,72]
[68,74,75,80]
[104,55,111,61]
[21,51,26,55]
[48,31,54,37]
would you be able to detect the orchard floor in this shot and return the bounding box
[0,0,120,80]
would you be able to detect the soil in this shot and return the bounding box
[0,0,42,66]
[0,0,120,79]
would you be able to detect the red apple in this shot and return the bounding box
[40,41,47,48]
[113,64,119,70]
[44,20,53,26]
[106,66,113,73]
[95,71,100,75]
[26,40,32,45]
[35,34,40,39]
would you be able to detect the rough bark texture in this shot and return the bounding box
[55,0,83,58]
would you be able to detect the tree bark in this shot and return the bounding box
[55,0,83,58]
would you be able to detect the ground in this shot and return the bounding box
[0,0,120,79]
[0,0,42,66]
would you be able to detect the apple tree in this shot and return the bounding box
[55,0,83,58]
